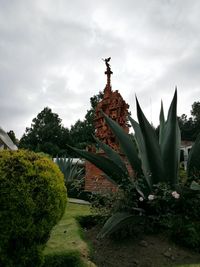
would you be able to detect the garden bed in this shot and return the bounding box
[85,224,200,267]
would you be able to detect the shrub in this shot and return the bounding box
[55,157,84,183]
[0,150,67,267]
[43,251,86,267]
[55,157,85,199]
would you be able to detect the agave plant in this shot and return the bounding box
[55,157,84,183]
[69,90,200,238]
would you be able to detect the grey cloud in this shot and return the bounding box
[0,0,200,138]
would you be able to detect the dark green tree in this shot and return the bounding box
[69,91,103,149]
[178,114,196,141]
[19,107,71,156]
[178,101,200,141]
[191,101,200,121]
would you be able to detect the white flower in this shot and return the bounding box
[171,191,180,199]
[139,197,144,202]
[148,194,155,201]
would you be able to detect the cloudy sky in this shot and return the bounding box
[0,0,200,139]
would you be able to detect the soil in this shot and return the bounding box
[85,225,200,267]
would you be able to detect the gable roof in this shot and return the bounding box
[0,127,18,150]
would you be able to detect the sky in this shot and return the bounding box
[0,0,200,139]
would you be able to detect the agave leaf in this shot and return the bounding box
[159,100,165,145]
[136,97,165,184]
[129,116,152,191]
[68,146,129,186]
[160,90,180,186]
[55,157,83,182]
[93,135,129,176]
[102,113,142,177]
[97,212,136,239]
[134,181,150,198]
[187,132,200,178]
[190,181,200,191]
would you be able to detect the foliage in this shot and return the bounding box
[66,180,92,201]
[178,114,196,141]
[77,214,103,229]
[191,101,200,121]
[19,107,72,157]
[19,92,103,157]
[55,157,86,199]
[187,133,200,178]
[178,101,200,141]
[36,151,52,159]
[55,157,84,183]
[0,149,67,267]
[69,91,103,150]
[71,90,181,194]
[171,218,200,250]
[70,90,200,250]
[43,251,87,267]
[90,192,119,219]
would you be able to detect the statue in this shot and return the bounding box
[102,57,113,89]
[102,57,111,72]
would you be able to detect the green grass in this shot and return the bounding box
[174,265,200,267]
[44,202,95,267]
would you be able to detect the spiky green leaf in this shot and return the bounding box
[159,100,165,145]
[129,116,152,191]
[190,181,200,191]
[102,113,142,177]
[160,90,180,186]
[97,212,135,239]
[136,97,165,184]
[55,157,83,182]
[93,135,128,176]
[68,146,129,186]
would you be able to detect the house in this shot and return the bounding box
[0,127,18,150]
[180,140,193,170]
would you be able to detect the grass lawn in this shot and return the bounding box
[44,202,95,267]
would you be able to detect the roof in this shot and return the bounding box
[0,127,18,150]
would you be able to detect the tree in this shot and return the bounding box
[178,101,200,141]
[178,114,196,141]
[7,130,18,145]
[191,101,200,122]
[19,107,71,156]
[69,91,103,149]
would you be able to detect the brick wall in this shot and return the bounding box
[85,160,117,193]
[84,152,133,193]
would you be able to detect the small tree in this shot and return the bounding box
[19,107,71,156]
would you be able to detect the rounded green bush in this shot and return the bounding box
[0,150,67,267]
